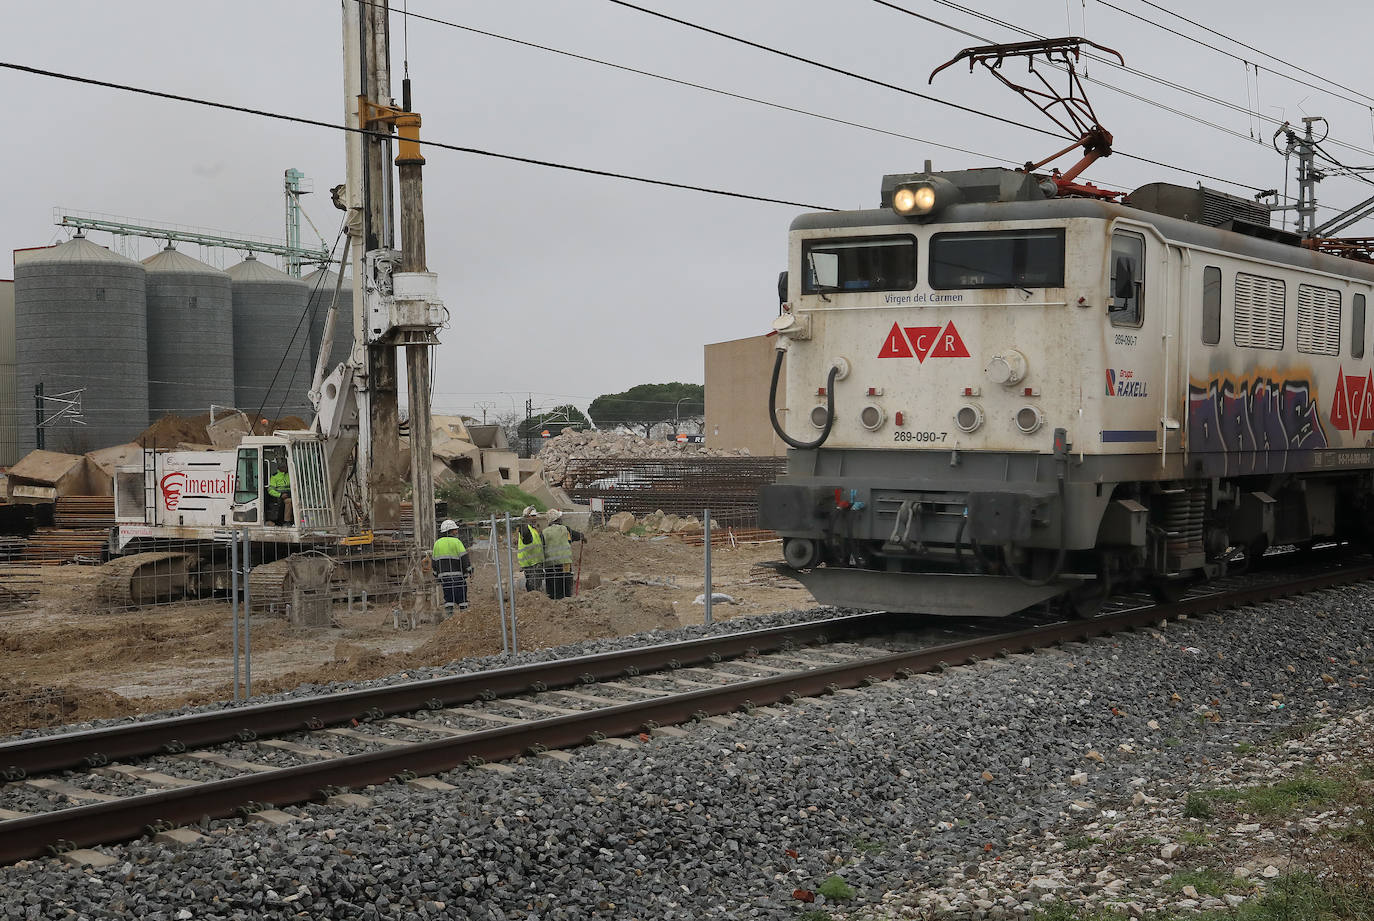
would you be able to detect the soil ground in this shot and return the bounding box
[0,531,813,735]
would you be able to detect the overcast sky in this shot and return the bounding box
[5,0,1373,422]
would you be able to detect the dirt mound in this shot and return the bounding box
[136,413,311,449]
[0,678,130,734]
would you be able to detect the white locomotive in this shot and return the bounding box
[759,167,1374,616]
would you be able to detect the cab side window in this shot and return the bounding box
[1109,231,1145,328]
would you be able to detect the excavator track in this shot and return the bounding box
[95,552,198,607]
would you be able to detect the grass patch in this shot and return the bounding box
[1063,833,1101,851]
[1179,829,1211,847]
[1183,792,1215,820]
[1164,736,1182,748]
[798,912,832,921]
[1238,871,1374,920]
[816,875,855,902]
[1235,742,1256,754]
[434,479,545,522]
[850,837,885,855]
[1109,835,1160,855]
[1207,774,1347,817]
[1164,867,1242,897]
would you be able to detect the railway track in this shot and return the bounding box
[3,551,1372,866]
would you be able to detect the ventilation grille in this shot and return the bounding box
[1234,272,1285,350]
[1297,284,1341,356]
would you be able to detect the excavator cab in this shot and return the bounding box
[230,434,342,535]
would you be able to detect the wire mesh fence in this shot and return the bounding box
[563,456,785,528]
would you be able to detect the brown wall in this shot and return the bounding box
[703,335,787,457]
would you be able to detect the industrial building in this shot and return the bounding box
[7,234,327,455]
[703,334,786,457]
[0,279,16,466]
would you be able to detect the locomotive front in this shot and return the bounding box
[760,167,1126,616]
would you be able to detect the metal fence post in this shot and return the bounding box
[491,515,509,655]
[242,529,252,698]
[231,530,240,700]
[703,509,713,626]
[504,513,518,653]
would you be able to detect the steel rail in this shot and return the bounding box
[0,613,889,778]
[3,557,1371,863]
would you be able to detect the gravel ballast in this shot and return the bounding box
[3,588,1373,919]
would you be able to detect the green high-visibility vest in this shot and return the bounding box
[543,524,573,565]
[517,527,544,568]
[268,470,290,498]
[432,536,467,559]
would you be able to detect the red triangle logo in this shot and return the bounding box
[903,327,942,363]
[877,322,914,358]
[1349,373,1368,434]
[1330,367,1351,432]
[928,322,971,358]
[1363,371,1374,433]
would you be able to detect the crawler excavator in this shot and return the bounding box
[101,1,445,616]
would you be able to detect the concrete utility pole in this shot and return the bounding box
[341,0,444,549]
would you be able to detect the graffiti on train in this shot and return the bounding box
[1187,372,1328,453]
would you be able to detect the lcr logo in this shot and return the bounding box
[876,321,970,363]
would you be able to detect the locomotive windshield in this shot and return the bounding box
[929,228,1065,289]
[801,235,916,294]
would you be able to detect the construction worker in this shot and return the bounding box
[541,508,584,600]
[267,461,291,524]
[516,506,546,592]
[432,518,472,620]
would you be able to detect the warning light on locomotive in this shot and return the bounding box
[890,177,960,219]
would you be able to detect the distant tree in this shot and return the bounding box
[588,383,704,438]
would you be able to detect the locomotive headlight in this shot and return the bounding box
[889,176,961,220]
[893,185,936,215]
[955,403,984,433]
[1015,405,1044,434]
[859,404,885,431]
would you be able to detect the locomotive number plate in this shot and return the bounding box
[894,431,947,443]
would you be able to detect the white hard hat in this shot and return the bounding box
[440,518,458,532]
[522,506,539,518]
[547,508,563,522]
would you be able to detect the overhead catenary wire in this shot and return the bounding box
[1095,0,1374,110]
[599,0,1270,194]
[0,61,837,213]
[352,0,1022,170]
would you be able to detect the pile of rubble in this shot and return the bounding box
[604,509,702,534]
[538,429,750,490]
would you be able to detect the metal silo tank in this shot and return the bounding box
[14,235,149,454]
[142,245,234,421]
[226,254,313,424]
[302,268,355,377]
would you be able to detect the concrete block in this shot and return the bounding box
[537,750,575,763]
[477,763,518,775]
[649,726,689,738]
[154,828,207,846]
[248,809,297,826]
[325,793,373,808]
[595,738,639,750]
[406,777,456,792]
[59,849,117,868]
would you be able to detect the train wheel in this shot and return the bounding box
[783,538,822,570]
[1149,576,1192,603]
[1064,560,1112,619]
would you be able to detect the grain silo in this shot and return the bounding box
[226,254,313,423]
[14,235,149,453]
[143,245,235,420]
[0,280,17,465]
[303,268,355,378]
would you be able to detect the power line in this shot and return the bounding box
[601,0,1266,193]
[0,61,836,212]
[359,0,1022,169]
[896,0,1374,161]
[1100,0,1374,109]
